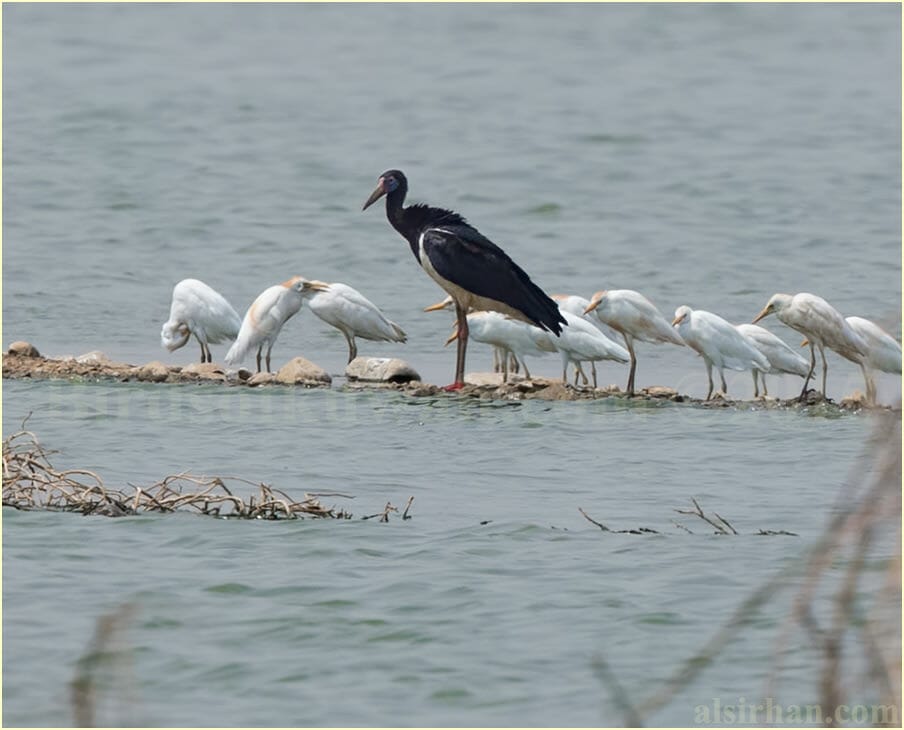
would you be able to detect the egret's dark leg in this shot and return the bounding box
[199,340,206,363]
[265,343,274,373]
[205,343,213,363]
[521,358,532,380]
[493,347,501,373]
[575,362,588,386]
[704,360,714,400]
[752,370,759,398]
[799,343,816,401]
[444,303,468,390]
[502,349,510,383]
[509,352,519,374]
[344,332,357,364]
[720,369,728,396]
[819,344,828,398]
[591,362,597,389]
[623,334,637,395]
[762,373,768,397]
[256,347,263,373]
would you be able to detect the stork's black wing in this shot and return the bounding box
[421,224,565,335]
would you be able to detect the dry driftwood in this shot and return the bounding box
[2,427,411,522]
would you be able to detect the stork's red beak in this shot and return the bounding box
[362,178,386,211]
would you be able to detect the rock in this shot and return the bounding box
[247,372,277,387]
[8,341,40,358]
[76,351,113,366]
[275,357,331,386]
[840,390,868,409]
[181,362,227,381]
[236,368,253,382]
[135,361,169,383]
[345,356,421,384]
[642,385,678,399]
[463,372,505,387]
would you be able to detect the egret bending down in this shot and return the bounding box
[160,278,242,363]
[735,323,809,397]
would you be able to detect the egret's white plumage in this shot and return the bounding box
[551,294,615,386]
[584,289,685,394]
[225,277,306,372]
[549,310,630,388]
[752,292,867,400]
[300,280,406,363]
[446,311,556,381]
[672,306,769,400]
[843,316,901,403]
[735,323,809,397]
[160,278,242,363]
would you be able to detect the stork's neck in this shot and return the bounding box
[384,188,421,260]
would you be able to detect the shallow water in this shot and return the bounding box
[3,4,901,726]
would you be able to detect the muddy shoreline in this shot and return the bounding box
[2,345,889,413]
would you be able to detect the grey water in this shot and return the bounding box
[3,3,901,727]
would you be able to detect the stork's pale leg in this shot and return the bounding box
[752,370,759,398]
[623,335,637,395]
[799,343,816,400]
[576,362,589,386]
[704,359,714,400]
[522,359,532,380]
[493,347,501,373]
[509,352,519,374]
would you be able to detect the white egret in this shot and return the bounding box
[445,311,556,381]
[584,289,685,395]
[300,280,406,363]
[225,277,306,372]
[160,279,242,363]
[672,306,769,400]
[752,293,866,400]
[735,323,809,397]
[803,316,901,403]
[551,311,630,388]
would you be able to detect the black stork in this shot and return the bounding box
[363,169,566,390]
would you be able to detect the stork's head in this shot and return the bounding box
[363,169,407,210]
